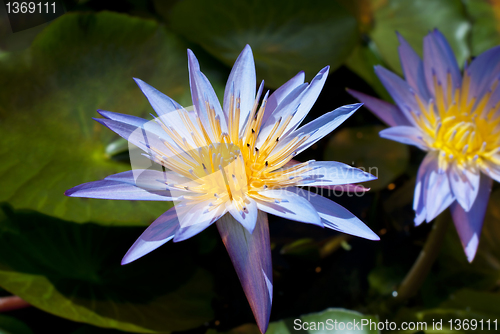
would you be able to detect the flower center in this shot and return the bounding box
[148,89,311,209]
[412,72,500,171]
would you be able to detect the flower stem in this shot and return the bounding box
[394,212,450,302]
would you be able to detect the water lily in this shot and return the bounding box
[349,30,500,262]
[66,45,378,333]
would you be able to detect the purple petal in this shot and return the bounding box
[65,179,177,201]
[423,30,461,101]
[227,196,258,233]
[256,83,308,148]
[122,207,179,265]
[397,32,431,101]
[449,163,480,212]
[291,188,379,240]
[285,161,376,186]
[450,174,493,262]
[255,189,322,226]
[379,126,428,150]
[98,110,150,128]
[482,159,500,183]
[283,66,330,135]
[274,103,361,157]
[224,45,256,133]
[413,152,454,223]
[347,89,411,127]
[173,202,226,242]
[94,118,175,157]
[216,211,273,334]
[374,66,420,125]
[468,45,500,105]
[133,78,183,116]
[263,71,305,125]
[187,49,227,139]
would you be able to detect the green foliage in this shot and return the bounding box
[369,0,470,73]
[168,0,359,89]
[463,0,500,55]
[0,12,194,225]
[1,0,500,332]
[0,315,33,334]
[0,204,214,333]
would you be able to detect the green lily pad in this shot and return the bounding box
[345,43,392,102]
[0,315,33,334]
[0,204,214,333]
[0,12,202,225]
[324,125,409,191]
[167,0,359,89]
[369,0,470,74]
[463,0,500,55]
[209,308,379,334]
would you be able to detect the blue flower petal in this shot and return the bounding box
[347,89,411,127]
[450,174,493,262]
[291,187,379,240]
[223,45,256,134]
[379,126,428,150]
[397,32,431,101]
[216,211,272,334]
[122,207,179,265]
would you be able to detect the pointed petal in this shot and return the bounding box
[449,163,480,212]
[283,66,330,134]
[224,45,256,133]
[273,103,361,158]
[65,179,178,201]
[468,45,500,104]
[347,89,411,127]
[423,30,461,100]
[481,159,500,183]
[255,189,322,226]
[173,202,226,242]
[397,32,431,101]
[284,161,376,186]
[374,66,420,125]
[98,110,151,128]
[379,126,428,150]
[292,188,379,240]
[187,49,227,139]
[122,207,179,265]
[256,83,309,148]
[263,71,305,125]
[413,152,454,223]
[133,78,184,116]
[216,211,272,333]
[450,174,493,262]
[227,196,258,233]
[94,118,175,157]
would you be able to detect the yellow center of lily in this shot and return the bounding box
[147,92,311,210]
[412,72,500,172]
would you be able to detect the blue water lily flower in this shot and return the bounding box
[349,30,500,263]
[66,45,378,333]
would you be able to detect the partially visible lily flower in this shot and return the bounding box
[349,30,500,262]
[66,45,378,333]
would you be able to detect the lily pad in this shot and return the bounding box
[209,308,378,334]
[0,315,33,334]
[0,204,214,333]
[369,0,470,74]
[463,0,500,55]
[0,12,201,225]
[324,125,409,191]
[167,0,359,88]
